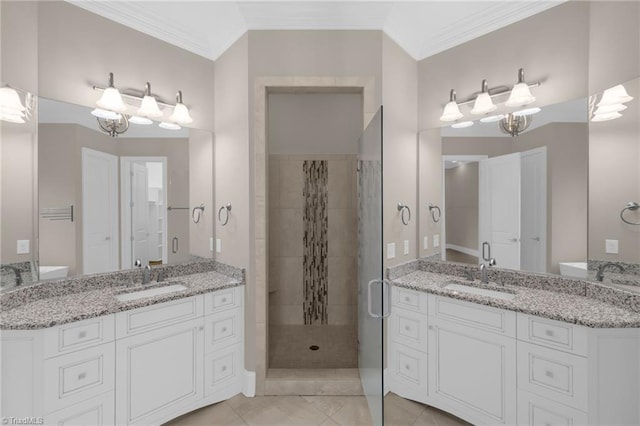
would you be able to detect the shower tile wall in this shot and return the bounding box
[269,155,357,326]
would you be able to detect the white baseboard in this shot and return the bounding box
[243,370,256,397]
[445,244,479,258]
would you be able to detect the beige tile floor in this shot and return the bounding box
[269,325,357,368]
[165,392,470,426]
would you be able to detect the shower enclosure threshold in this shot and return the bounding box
[264,368,363,396]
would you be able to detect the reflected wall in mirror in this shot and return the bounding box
[0,97,214,288]
[588,76,640,282]
[423,98,589,277]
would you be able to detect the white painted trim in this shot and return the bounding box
[521,146,547,273]
[242,370,256,397]
[383,367,390,396]
[445,244,479,258]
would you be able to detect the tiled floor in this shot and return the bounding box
[165,392,470,426]
[269,325,357,368]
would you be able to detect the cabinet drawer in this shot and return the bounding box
[43,342,115,414]
[392,287,427,313]
[388,343,428,401]
[389,308,428,353]
[517,313,588,356]
[115,295,203,338]
[429,295,516,337]
[517,389,587,426]
[517,341,587,411]
[204,286,242,315]
[204,345,243,398]
[204,307,242,353]
[45,391,115,426]
[44,315,115,359]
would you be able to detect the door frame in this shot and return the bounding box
[520,146,547,273]
[441,155,488,262]
[81,147,119,274]
[120,156,168,269]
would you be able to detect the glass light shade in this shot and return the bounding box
[480,114,505,123]
[137,95,162,118]
[0,87,26,113]
[594,103,627,115]
[470,92,496,115]
[439,101,463,122]
[591,111,622,122]
[598,84,634,107]
[0,111,26,123]
[513,107,541,117]
[96,87,127,112]
[451,121,474,129]
[505,82,536,107]
[159,121,181,130]
[129,115,153,125]
[169,103,193,124]
[91,108,122,120]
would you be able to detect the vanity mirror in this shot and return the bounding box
[0,97,214,289]
[588,76,640,284]
[419,96,589,278]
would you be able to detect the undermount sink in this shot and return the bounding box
[115,283,188,302]
[443,282,516,301]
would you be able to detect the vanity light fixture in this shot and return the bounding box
[591,83,634,122]
[96,73,127,113]
[91,108,121,120]
[169,91,193,125]
[451,121,474,129]
[159,121,181,130]
[470,80,497,115]
[591,111,623,122]
[129,116,153,125]
[512,107,541,117]
[505,68,536,107]
[0,86,33,124]
[439,89,464,122]
[499,113,531,137]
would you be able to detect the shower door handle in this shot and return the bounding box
[367,280,382,318]
[367,279,392,319]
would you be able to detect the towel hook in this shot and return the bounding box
[428,203,441,223]
[620,201,640,225]
[192,204,205,224]
[218,203,232,226]
[397,203,411,226]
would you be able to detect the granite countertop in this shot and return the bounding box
[393,270,640,328]
[0,270,242,330]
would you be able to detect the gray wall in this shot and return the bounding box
[445,163,479,253]
[189,129,214,259]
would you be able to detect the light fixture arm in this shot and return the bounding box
[176,90,184,104]
[449,89,457,102]
[92,84,187,109]
[455,81,540,107]
[517,68,525,84]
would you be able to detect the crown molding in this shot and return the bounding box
[67,0,218,60]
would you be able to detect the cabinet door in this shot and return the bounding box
[115,318,203,425]
[45,391,114,426]
[428,317,516,425]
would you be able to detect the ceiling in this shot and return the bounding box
[67,1,564,61]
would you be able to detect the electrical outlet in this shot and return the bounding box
[209,237,214,252]
[433,234,440,248]
[404,240,410,255]
[423,236,429,250]
[216,238,222,253]
[605,239,619,254]
[387,243,396,259]
[16,240,30,255]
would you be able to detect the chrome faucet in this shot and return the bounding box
[1,265,23,286]
[595,262,625,282]
[479,258,496,284]
[143,265,152,284]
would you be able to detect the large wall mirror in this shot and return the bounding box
[422,97,589,278]
[0,97,213,290]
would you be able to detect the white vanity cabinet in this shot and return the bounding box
[0,285,245,426]
[387,286,640,426]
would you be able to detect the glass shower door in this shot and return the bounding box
[358,107,386,425]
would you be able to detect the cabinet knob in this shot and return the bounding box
[545,370,554,379]
[78,372,87,380]
[545,329,554,337]
[78,331,87,339]
[222,327,228,333]
[222,366,227,372]
[404,297,410,302]
[428,325,434,331]
[222,298,227,303]
[405,365,410,371]
[198,326,204,331]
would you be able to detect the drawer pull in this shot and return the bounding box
[545,370,554,378]
[404,297,410,302]
[404,326,410,331]
[199,326,204,331]
[222,366,227,372]
[428,325,434,330]
[222,327,228,333]
[222,298,227,303]
[545,329,555,337]
[78,331,87,339]
[405,365,410,370]
[78,372,87,380]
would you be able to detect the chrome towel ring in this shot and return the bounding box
[397,203,411,226]
[620,201,640,225]
[428,203,441,223]
[192,204,205,224]
[218,203,232,226]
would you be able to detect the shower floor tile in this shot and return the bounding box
[269,325,357,368]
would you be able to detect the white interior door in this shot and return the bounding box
[131,162,150,266]
[82,148,119,274]
[479,153,521,270]
[521,147,547,273]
